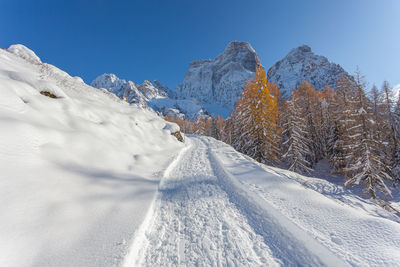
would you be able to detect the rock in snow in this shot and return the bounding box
[267,45,352,97]
[175,41,260,117]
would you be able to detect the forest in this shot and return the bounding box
[166,66,400,205]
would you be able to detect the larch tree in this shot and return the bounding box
[232,65,281,164]
[381,81,399,178]
[294,82,324,165]
[330,75,357,173]
[393,97,400,179]
[342,71,394,200]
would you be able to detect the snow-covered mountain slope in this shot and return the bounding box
[124,136,400,266]
[267,45,352,97]
[91,73,171,107]
[91,73,206,120]
[0,45,183,266]
[175,41,260,117]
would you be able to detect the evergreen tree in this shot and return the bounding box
[282,92,313,173]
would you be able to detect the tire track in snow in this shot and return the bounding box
[130,137,280,266]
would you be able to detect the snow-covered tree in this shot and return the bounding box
[282,92,313,173]
[232,66,281,164]
[341,72,394,199]
[329,76,357,173]
[294,82,324,165]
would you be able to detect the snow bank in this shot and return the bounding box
[0,46,183,266]
[163,121,180,133]
[203,137,400,266]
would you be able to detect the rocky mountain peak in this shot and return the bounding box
[175,41,260,117]
[267,45,351,97]
[292,45,312,54]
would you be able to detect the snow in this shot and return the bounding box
[7,44,42,64]
[91,74,207,120]
[392,84,400,103]
[175,41,260,116]
[0,46,183,266]
[267,45,351,97]
[123,136,400,266]
[207,137,400,266]
[91,74,171,107]
[2,43,400,266]
[148,97,205,121]
[123,138,280,266]
[163,121,180,133]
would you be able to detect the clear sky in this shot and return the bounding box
[1,0,399,90]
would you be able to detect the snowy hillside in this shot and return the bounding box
[2,44,400,267]
[267,45,352,97]
[175,41,260,117]
[0,45,183,266]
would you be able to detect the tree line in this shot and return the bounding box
[166,66,400,205]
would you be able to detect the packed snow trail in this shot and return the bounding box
[124,136,346,266]
[127,137,279,266]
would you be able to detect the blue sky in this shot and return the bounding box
[1,0,399,89]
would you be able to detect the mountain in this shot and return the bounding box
[91,73,205,120]
[175,41,260,117]
[267,45,351,97]
[91,42,352,119]
[2,44,400,267]
[91,74,172,107]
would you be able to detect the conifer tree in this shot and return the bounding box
[194,117,207,135]
[321,86,337,160]
[330,76,357,173]
[232,66,281,163]
[342,71,394,199]
[393,97,400,179]
[294,82,324,165]
[381,81,399,178]
[282,91,313,173]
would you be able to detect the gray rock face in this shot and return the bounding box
[267,45,351,97]
[175,41,260,116]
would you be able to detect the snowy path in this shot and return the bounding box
[124,136,346,266]
[128,137,279,266]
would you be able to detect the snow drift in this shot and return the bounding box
[0,45,183,266]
